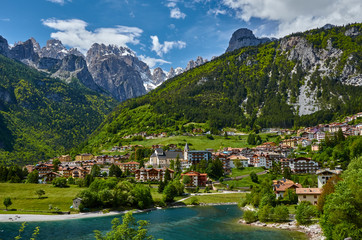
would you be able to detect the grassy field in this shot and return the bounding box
[182,193,246,204]
[0,183,85,214]
[149,185,184,203]
[103,133,278,153]
[225,173,273,188]
[230,167,265,178]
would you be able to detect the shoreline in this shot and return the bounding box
[238,218,325,240]
[0,202,238,223]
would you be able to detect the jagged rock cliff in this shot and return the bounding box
[51,54,100,91]
[0,36,10,57]
[152,67,167,85]
[185,56,208,71]
[40,39,83,59]
[226,28,271,52]
[86,43,147,101]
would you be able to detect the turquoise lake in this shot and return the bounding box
[0,205,306,240]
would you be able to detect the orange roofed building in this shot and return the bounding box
[134,167,174,182]
[181,171,209,187]
[118,161,140,172]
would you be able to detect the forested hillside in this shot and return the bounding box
[0,55,117,164]
[80,24,362,153]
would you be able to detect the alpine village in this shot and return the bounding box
[0,4,361,240]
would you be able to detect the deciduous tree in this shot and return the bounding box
[3,197,12,210]
[35,189,45,199]
[94,212,155,240]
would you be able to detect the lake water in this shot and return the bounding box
[0,205,306,240]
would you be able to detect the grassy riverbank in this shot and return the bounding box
[0,183,85,214]
[182,193,246,205]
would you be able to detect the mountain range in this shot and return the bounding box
[0,36,209,102]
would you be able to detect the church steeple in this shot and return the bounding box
[184,142,189,152]
[183,143,189,161]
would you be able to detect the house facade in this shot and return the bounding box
[316,168,342,188]
[296,188,322,205]
[134,167,174,182]
[119,161,140,172]
[289,157,320,174]
[181,171,208,187]
[75,153,94,161]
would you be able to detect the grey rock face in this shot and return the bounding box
[226,28,271,52]
[167,67,184,79]
[167,67,176,79]
[9,39,39,63]
[185,56,208,71]
[37,57,61,71]
[86,43,147,101]
[0,36,10,57]
[51,55,100,91]
[29,37,41,54]
[152,67,166,85]
[40,39,68,59]
[280,37,318,70]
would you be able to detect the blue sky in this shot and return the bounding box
[0,0,361,71]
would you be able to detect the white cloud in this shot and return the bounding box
[150,35,186,57]
[222,0,362,37]
[47,0,69,5]
[139,55,171,68]
[167,2,177,8]
[207,8,227,16]
[0,18,10,22]
[170,8,186,19]
[42,18,143,53]
[166,1,186,19]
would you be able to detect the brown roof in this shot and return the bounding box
[275,183,302,192]
[296,188,322,195]
[122,161,140,165]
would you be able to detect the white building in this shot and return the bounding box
[316,168,342,188]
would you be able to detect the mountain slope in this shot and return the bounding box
[0,55,117,164]
[80,24,362,153]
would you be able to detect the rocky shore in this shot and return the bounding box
[238,219,325,240]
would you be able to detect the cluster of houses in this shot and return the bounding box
[25,156,142,183]
[122,132,168,140]
[273,168,342,205]
[271,113,362,151]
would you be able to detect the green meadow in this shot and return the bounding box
[0,183,85,214]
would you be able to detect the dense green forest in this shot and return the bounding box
[80,24,362,153]
[0,55,117,164]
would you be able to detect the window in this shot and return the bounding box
[303,195,306,199]
[314,195,317,198]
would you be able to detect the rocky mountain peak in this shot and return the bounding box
[86,43,135,63]
[167,67,176,79]
[40,39,68,59]
[9,38,39,63]
[85,43,148,101]
[185,56,208,71]
[152,67,167,85]
[226,28,271,52]
[68,48,84,57]
[29,37,41,53]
